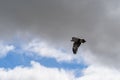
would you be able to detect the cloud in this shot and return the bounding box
[0,60,120,80]
[0,0,120,69]
[0,42,14,58]
[23,39,81,62]
[0,61,75,80]
[0,0,105,41]
[77,65,120,80]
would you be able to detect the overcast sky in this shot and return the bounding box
[0,0,120,80]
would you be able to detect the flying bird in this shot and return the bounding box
[71,37,86,54]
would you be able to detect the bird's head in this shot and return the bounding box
[81,39,86,43]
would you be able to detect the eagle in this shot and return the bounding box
[71,37,86,54]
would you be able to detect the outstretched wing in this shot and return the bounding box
[71,37,80,42]
[72,42,79,54]
[72,45,78,54]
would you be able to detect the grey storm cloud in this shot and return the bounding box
[1,0,120,68]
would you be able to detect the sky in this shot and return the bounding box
[0,0,120,80]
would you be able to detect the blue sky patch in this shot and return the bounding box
[0,50,88,71]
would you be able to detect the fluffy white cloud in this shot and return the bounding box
[0,42,15,57]
[23,39,81,62]
[0,60,120,80]
[0,61,75,80]
[77,65,120,80]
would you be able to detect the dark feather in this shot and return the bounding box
[71,37,86,54]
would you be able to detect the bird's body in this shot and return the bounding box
[71,37,86,54]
